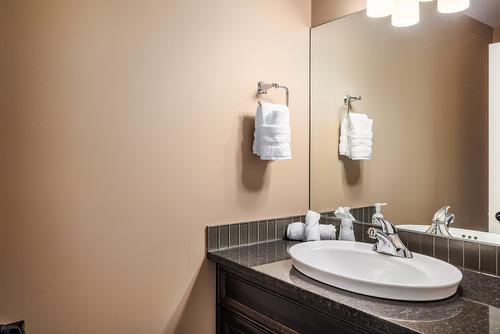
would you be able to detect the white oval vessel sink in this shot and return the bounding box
[289,241,462,301]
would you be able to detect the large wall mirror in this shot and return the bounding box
[310,2,499,243]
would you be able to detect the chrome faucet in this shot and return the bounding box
[425,206,454,237]
[368,217,413,258]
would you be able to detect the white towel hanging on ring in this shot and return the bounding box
[253,102,291,160]
[339,112,373,160]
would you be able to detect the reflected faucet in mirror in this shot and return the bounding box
[368,217,413,258]
[426,206,455,237]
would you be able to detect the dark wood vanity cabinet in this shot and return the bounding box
[219,307,277,334]
[216,265,379,334]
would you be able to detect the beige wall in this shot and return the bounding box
[494,27,500,42]
[311,5,490,230]
[312,0,365,27]
[0,1,310,333]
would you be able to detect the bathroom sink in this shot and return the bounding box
[289,241,462,301]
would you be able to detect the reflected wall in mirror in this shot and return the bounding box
[310,3,497,237]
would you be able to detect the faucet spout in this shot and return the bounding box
[368,217,413,258]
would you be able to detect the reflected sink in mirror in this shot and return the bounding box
[289,241,462,301]
[397,224,500,246]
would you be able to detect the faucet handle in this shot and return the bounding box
[432,206,451,223]
[427,206,454,237]
[373,217,397,235]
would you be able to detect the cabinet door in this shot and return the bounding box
[219,307,275,334]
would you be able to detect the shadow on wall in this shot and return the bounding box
[341,157,362,186]
[166,259,216,334]
[239,115,270,192]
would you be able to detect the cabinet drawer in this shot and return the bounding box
[219,306,276,334]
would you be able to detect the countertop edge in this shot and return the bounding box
[207,250,422,334]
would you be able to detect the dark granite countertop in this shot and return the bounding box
[208,240,500,334]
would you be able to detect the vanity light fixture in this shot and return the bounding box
[367,0,394,18]
[392,0,420,27]
[367,0,471,27]
[437,0,470,13]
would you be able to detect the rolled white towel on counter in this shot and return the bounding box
[305,223,320,241]
[286,222,336,241]
[320,224,336,240]
[286,222,306,240]
[305,210,321,225]
[305,210,321,241]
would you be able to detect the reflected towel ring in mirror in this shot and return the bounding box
[344,95,362,113]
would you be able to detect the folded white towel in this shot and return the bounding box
[258,134,291,145]
[255,125,291,145]
[349,113,372,132]
[255,125,291,135]
[339,112,374,160]
[258,145,291,160]
[351,154,372,161]
[255,102,289,126]
[350,146,372,154]
[286,222,336,241]
[339,115,350,156]
[350,138,372,146]
[305,210,321,241]
[350,131,373,139]
[254,126,291,157]
[253,102,291,160]
[350,146,372,158]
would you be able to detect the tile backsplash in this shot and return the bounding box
[207,206,500,278]
[207,215,305,251]
[207,206,375,252]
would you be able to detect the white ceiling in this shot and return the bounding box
[465,0,500,28]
